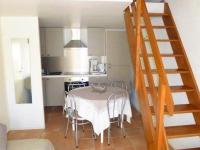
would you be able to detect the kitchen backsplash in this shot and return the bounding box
[42,56,106,74]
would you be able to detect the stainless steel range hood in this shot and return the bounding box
[63,29,89,75]
[64,29,87,48]
[64,40,86,48]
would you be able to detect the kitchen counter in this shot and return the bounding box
[42,73,107,78]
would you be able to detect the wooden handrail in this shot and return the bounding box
[155,82,169,150]
[135,0,142,91]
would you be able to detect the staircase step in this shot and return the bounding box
[170,86,194,93]
[148,13,169,17]
[182,148,200,150]
[133,25,175,29]
[146,86,194,93]
[166,125,200,139]
[144,39,179,42]
[151,104,200,115]
[140,53,183,57]
[143,69,189,74]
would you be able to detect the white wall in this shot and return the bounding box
[0,20,9,126]
[1,17,45,130]
[167,0,200,89]
[164,0,200,149]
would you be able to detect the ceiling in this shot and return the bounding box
[0,0,133,28]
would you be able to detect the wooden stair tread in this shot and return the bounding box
[151,104,200,114]
[144,39,178,42]
[133,25,175,29]
[130,13,169,17]
[140,53,183,57]
[170,86,194,92]
[148,13,169,17]
[181,148,200,150]
[143,69,189,74]
[146,86,194,93]
[166,125,200,138]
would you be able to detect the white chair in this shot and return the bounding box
[68,82,85,91]
[90,82,109,88]
[63,82,85,113]
[64,94,96,148]
[111,80,128,90]
[107,92,126,145]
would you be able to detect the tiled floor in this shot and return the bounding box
[8,107,147,150]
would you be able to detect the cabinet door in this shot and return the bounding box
[42,79,47,106]
[40,28,46,57]
[45,78,65,106]
[106,31,132,86]
[88,28,105,56]
[45,28,64,57]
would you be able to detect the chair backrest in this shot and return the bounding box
[107,92,126,119]
[68,82,85,92]
[90,81,109,87]
[66,94,79,119]
[111,81,128,91]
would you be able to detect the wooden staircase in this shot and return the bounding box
[124,0,200,150]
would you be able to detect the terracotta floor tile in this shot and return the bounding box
[7,106,147,150]
[94,137,113,149]
[112,137,132,148]
[78,139,95,149]
[114,147,136,150]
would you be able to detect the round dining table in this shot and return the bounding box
[65,86,132,143]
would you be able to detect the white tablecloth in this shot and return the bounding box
[65,86,132,135]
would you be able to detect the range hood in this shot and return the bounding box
[64,29,87,48]
[64,40,86,48]
[63,29,89,75]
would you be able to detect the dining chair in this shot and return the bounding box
[66,82,85,95]
[90,82,109,88]
[64,94,96,148]
[111,80,128,90]
[63,82,85,113]
[107,92,126,145]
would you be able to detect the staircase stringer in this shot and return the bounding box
[131,2,158,111]
[163,3,200,124]
[124,6,155,150]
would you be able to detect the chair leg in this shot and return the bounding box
[94,133,97,140]
[121,122,126,138]
[117,115,120,127]
[82,120,85,132]
[121,115,126,138]
[93,129,97,140]
[75,119,79,148]
[64,117,70,138]
[62,106,65,115]
[108,126,111,145]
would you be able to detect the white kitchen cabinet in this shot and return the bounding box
[106,31,132,88]
[40,28,46,57]
[45,28,64,57]
[40,28,64,57]
[44,78,65,106]
[88,28,105,56]
[42,79,47,106]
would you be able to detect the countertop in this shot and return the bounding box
[42,73,107,78]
